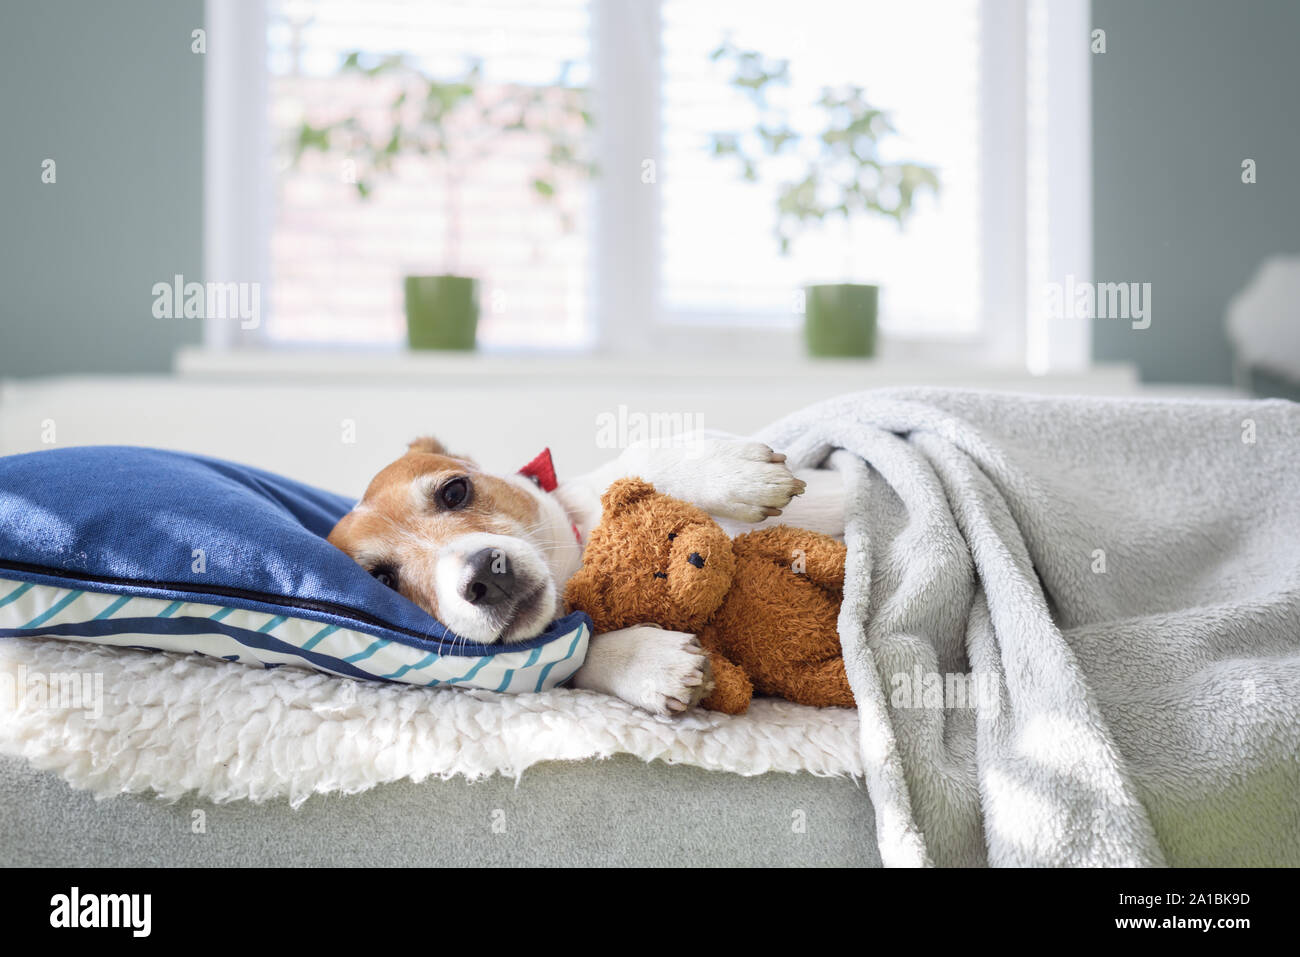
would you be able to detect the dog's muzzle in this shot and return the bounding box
[460,547,517,606]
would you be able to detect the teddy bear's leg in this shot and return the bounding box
[784,656,856,709]
[733,526,847,590]
[699,650,754,714]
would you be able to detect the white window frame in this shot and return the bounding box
[1036,0,1093,373]
[204,0,272,350]
[204,0,1090,369]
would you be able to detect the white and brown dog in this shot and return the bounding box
[327,434,842,714]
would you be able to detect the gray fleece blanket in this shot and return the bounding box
[758,389,1300,867]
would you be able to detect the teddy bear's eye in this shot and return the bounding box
[667,532,676,540]
[653,572,667,579]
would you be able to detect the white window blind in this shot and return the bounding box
[266,0,593,349]
[659,0,982,337]
[242,0,1071,359]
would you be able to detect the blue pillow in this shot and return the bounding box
[0,446,589,692]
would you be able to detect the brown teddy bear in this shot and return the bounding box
[564,477,854,714]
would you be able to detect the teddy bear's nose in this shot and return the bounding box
[687,552,706,568]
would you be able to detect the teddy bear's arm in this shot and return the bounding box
[732,526,847,591]
[698,647,754,715]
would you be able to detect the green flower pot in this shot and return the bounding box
[404,275,479,351]
[803,283,878,357]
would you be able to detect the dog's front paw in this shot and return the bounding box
[687,439,807,523]
[571,625,713,716]
[632,628,715,715]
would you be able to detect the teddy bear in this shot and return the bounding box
[563,477,854,714]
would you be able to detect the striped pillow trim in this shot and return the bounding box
[0,578,587,693]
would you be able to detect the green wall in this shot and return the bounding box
[5,1,1297,383]
[0,0,205,377]
[1092,0,1300,384]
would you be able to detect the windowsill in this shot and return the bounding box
[173,345,1140,392]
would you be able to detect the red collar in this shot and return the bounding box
[518,448,582,544]
[518,447,559,492]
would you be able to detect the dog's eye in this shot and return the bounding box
[436,476,472,510]
[370,565,399,590]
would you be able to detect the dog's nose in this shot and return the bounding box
[687,552,706,568]
[461,548,515,605]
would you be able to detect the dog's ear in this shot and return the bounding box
[600,477,658,514]
[407,436,446,455]
[407,436,476,465]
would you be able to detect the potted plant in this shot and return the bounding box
[707,41,939,357]
[293,53,594,350]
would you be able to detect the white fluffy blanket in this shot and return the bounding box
[0,635,861,808]
[759,388,1300,867]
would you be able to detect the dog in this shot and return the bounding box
[327,433,844,714]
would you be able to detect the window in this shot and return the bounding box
[267,0,593,349]
[206,0,1090,367]
[659,0,980,337]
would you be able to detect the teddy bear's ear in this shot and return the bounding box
[600,477,658,514]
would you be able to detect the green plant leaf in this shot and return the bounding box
[290,46,595,230]
[706,43,939,254]
[711,133,740,155]
[294,122,331,157]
